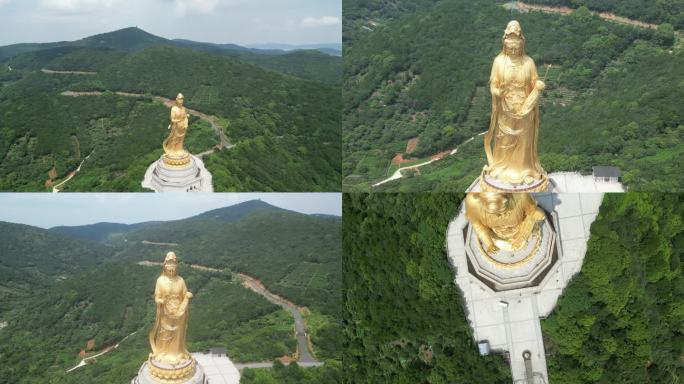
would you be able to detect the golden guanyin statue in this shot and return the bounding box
[163,93,191,166]
[146,252,197,382]
[482,21,548,191]
[465,192,546,253]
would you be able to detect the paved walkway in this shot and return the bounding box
[447,193,604,384]
[193,353,240,384]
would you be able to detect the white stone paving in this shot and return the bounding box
[446,193,604,384]
[549,172,624,192]
[192,353,240,384]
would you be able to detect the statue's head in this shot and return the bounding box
[163,251,178,276]
[176,93,184,106]
[502,20,525,57]
[480,192,510,215]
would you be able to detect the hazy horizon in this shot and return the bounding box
[0,193,342,228]
[0,0,341,46]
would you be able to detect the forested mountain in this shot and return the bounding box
[51,222,154,242]
[342,193,683,383]
[0,29,341,192]
[0,201,342,383]
[0,27,341,84]
[343,0,682,192]
[0,222,111,308]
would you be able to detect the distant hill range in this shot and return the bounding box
[246,42,342,56]
[0,27,341,84]
[50,200,294,241]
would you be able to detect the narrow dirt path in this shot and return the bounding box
[66,330,138,373]
[511,1,683,39]
[141,240,180,247]
[41,68,96,75]
[373,131,485,187]
[52,150,94,193]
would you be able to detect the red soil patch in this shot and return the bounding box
[406,137,419,154]
[391,154,406,166]
[431,150,451,161]
[277,355,294,363]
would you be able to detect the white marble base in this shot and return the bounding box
[131,360,206,384]
[142,155,213,192]
[468,172,624,193]
[479,172,549,193]
[446,193,604,384]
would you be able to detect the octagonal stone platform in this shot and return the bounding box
[131,358,206,384]
[142,155,213,193]
[464,212,560,292]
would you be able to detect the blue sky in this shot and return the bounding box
[0,0,341,46]
[0,193,342,228]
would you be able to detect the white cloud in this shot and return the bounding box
[301,15,339,28]
[0,0,11,7]
[41,0,121,11]
[173,0,219,14]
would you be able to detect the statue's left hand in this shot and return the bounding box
[186,292,193,299]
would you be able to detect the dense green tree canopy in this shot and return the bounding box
[343,193,511,383]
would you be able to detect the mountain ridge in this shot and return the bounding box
[49,200,336,242]
[0,27,341,61]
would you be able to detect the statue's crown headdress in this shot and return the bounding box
[164,252,178,264]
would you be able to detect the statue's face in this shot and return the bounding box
[164,262,178,276]
[504,32,522,53]
[176,97,184,106]
[481,193,509,215]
